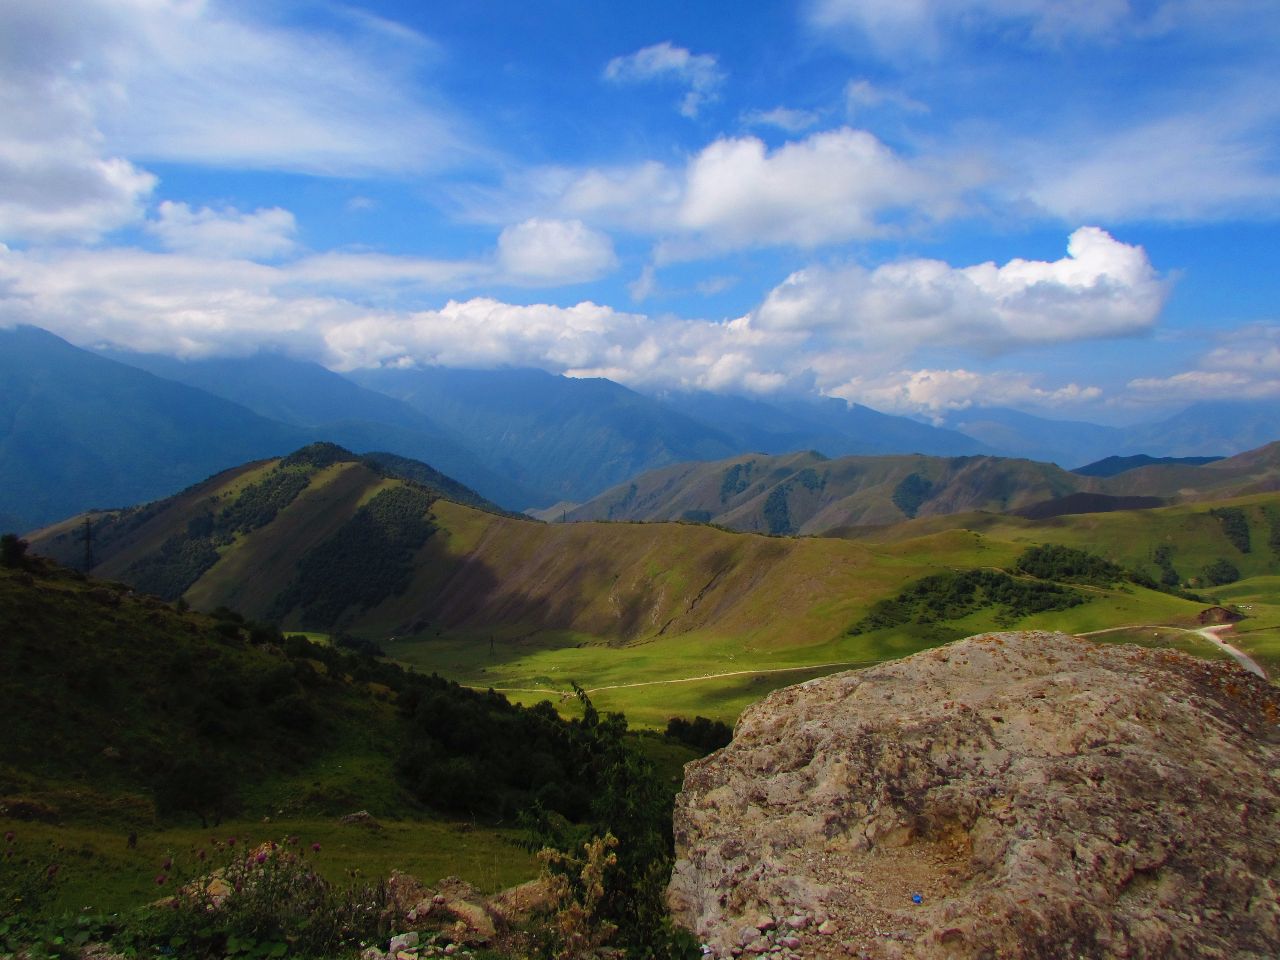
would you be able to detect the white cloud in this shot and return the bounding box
[496,218,617,284]
[0,228,1168,406]
[0,0,470,237]
[673,129,946,251]
[559,162,684,232]
[742,107,822,132]
[843,80,927,116]
[0,1,155,242]
[837,368,1103,414]
[1022,93,1280,222]
[629,264,657,303]
[753,226,1166,352]
[603,42,725,118]
[1126,323,1280,400]
[807,0,1239,54]
[146,202,297,259]
[463,126,983,259]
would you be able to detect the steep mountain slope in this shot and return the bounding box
[29,443,1277,731]
[943,402,1280,466]
[563,451,1094,534]
[667,391,992,458]
[26,444,910,647]
[350,366,745,505]
[103,350,542,509]
[1123,400,1280,456]
[1073,454,1225,477]
[0,326,307,532]
[940,406,1125,466]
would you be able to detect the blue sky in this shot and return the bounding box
[1,0,1277,424]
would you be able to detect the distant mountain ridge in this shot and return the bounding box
[4,325,1278,531]
[1073,454,1226,478]
[943,404,1280,468]
[562,443,1280,535]
[0,326,309,532]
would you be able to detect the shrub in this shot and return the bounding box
[1014,544,1127,585]
[1210,507,1251,554]
[1,533,30,568]
[122,837,399,959]
[850,569,1084,634]
[1201,558,1240,586]
[891,473,933,519]
[665,716,732,753]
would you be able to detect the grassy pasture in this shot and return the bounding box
[1,815,536,918]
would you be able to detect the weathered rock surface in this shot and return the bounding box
[668,632,1280,959]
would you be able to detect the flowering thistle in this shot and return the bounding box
[256,851,268,864]
[227,837,237,846]
[3,831,14,843]
[155,874,167,885]
[311,842,321,852]
[162,857,173,870]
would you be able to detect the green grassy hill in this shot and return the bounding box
[28,443,1278,729]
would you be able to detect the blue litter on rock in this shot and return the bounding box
[911,893,923,905]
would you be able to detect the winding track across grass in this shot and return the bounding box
[469,659,876,698]
[1077,624,1268,680]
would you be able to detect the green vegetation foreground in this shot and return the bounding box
[0,546,708,959]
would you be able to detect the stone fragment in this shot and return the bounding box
[388,933,419,953]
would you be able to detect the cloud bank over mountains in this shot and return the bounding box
[0,0,1277,418]
[0,227,1168,412]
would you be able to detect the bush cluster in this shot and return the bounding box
[850,568,1083,634]
[272,485,437,629]
[891,473,933,519]
[1209,507,1252,554]
[1014,544,1128,585]
[664,716,732,753]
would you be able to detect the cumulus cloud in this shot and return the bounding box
[671,129,948,252]
[462,126,981,259]
[836,368,1103,414]
[0,1,154,242]
[496,218,617,284]
[146,202,297,259]
[753,226,1166,352]
[603,42,725,118]
[0,228,1167,409]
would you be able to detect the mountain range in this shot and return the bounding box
[3,323,1279,532]
[551,442,1280,535]
[26,442,1280,653]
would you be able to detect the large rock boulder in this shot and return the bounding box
[668,632,1280,959]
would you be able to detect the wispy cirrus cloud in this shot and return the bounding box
[742,107,822,133]
[0,0,479,246]
[603,42,725,118]
[1127,322,1280,400]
